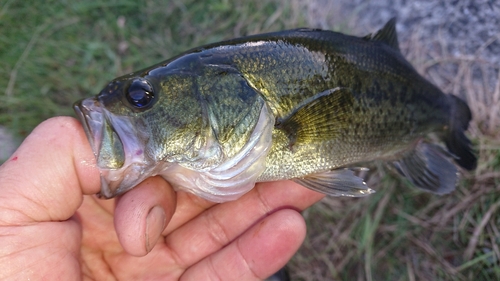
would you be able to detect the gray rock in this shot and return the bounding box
[307,1,498,74]
[0,126,17,162]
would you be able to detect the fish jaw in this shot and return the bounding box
[74,98,162,198]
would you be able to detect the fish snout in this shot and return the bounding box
[74,98,162,199]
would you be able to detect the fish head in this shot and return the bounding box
[74,70,207,198]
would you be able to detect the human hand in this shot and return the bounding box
[0,117,324,280]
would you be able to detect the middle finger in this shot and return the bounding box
[163,180,324,269]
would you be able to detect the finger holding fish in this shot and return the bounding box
[114,176,176,256]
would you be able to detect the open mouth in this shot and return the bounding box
[74,98,103,162]
[74,98,159,198]
[74,98,125,169]
[74,98,130,198]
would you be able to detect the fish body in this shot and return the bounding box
[74,19,476,202]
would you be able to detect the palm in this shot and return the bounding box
[78,190,209,280]
[0,117,323,280]
[78,180,322,280]
[79,194,181,279]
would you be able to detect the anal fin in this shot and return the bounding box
[393,142,458,194]
[292,168,375,197]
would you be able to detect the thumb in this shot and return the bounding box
[0,117,101,224]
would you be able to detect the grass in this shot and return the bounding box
[1,0,306,138]
[2,1,499,280]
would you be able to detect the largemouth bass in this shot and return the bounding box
[74,18,477,202]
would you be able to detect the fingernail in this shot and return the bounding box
[146,205,166,253]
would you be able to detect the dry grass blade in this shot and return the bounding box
[489,223,500,264]
[489,70,500,133]
[394,209,432,228]
[406,256,416,281]
[463,199,500,261]
[428,187,487,226]
[409,235,464,280]
[5,23,45,97]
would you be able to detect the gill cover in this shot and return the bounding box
[159,64,275,202]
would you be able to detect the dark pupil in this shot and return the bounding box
[126,80,154,108]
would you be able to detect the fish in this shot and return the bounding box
[73,18,477,202]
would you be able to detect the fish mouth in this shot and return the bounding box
[74,99,125,169]
[73,98,155,198]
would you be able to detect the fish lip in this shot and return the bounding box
[73,98,118,198]
[73,98,128,198]
[74,98,161,199]
[73,98,104,162]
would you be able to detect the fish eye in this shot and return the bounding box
[126,79,155,109]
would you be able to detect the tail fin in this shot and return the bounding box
[444,95,477,170]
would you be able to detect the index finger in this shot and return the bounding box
[0,117,101,224]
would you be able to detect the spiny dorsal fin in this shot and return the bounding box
[363,17,400,52]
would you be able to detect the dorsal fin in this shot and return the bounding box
[363,17,400,52]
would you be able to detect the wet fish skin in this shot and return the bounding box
[74,18,476,202]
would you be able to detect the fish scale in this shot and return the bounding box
[74,18,476,201]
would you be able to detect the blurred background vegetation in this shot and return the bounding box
[0,0,306,139]
[1,0,499,280]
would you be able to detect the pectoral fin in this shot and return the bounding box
[393,141,458,194]
[292,169,375,197]
[278,87,354,145]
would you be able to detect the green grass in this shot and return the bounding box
[2,1,499,280]
[1,0,306,137]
